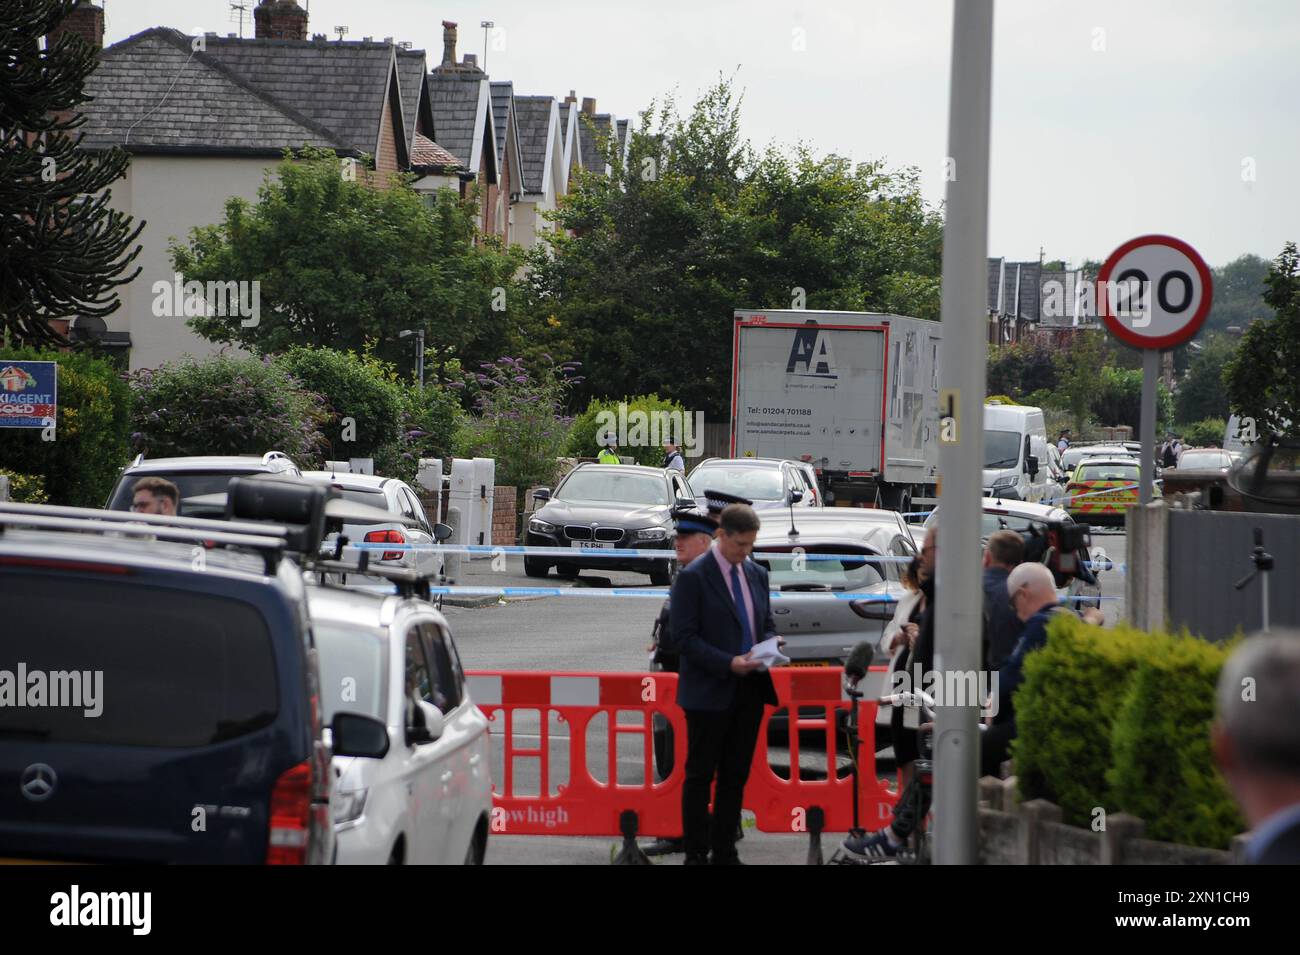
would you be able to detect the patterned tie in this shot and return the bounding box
[730,563,754,652]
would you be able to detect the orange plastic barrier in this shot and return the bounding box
[465,667,897,839]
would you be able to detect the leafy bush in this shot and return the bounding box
[0,347,131,506]
[566,393,693,466]
[374,382,466,484]
[1012,617,1148,825]
[1107,635,1243,849]
[0,470,48,504]
[1013,614,1244,849]
[456,356,580,488]
[1178,417,1226,449]
[987,339,1059,400]
[130,355,327,465]
[273,347,403,460]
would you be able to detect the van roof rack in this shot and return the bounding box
[0,501,289,575]
[311,554,435,600]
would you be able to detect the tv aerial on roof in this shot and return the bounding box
[334,25,349,41]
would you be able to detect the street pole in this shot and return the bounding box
[1139,349,1157,504]
[416,329,425,391]
[933,0,994,866]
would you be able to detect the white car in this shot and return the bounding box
[302,471,446,583]
[751,508,919,666]
[309,584,492,865]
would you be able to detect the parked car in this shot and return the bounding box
[1171,448,1233,472]
[301,471,447,584]
[1227,434,1300,515]
[1065,457,1159,525]
[308,583,492,864]
[1059,443,1136,473]
[790,460,825,507]
[105,451,302,515]
[748,509,918,667]
[0,488,395,865]
[524,463,692,584]
[686,457,820,511]
[922,498,1101,609]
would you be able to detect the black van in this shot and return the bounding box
[0,489,387,864]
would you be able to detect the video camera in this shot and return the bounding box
[1019,520,1096,587]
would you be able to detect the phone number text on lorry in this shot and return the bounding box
[747,407,813,416]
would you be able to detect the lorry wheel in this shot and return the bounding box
[524,557,550,578]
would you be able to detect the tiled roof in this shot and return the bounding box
[579,113,614,173]
[79,29,346,153]
[395,48,428,146]
[427,72,483,168]
[489,80,513,168]
[513,95,554,195]
[411,132,460,170]
[195,34,399,156]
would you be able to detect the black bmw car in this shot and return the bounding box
[524,463,695,584]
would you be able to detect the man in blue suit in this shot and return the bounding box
[1214,632,1300,864]
[670,502,779,865]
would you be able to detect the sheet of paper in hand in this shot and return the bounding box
[749,636,790,670]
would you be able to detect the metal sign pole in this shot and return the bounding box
[1140,349,1158,504]
[933,0,994,866]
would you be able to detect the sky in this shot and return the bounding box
[100,0,1300,268]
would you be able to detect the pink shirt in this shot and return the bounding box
[711,543,756,642]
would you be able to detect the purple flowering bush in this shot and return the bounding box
[129,355,328,465]
[457,356,581,488]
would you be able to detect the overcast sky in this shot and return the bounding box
[102,0,1300,268]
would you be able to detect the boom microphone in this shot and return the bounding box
[844,641,876,681]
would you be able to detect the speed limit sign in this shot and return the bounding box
[1097,234,1213,350]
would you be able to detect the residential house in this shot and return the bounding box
[427,21,503,238]
[512,95,568,249]
[74,0,452,371]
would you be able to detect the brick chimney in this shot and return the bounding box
[581,97,596,116]
[563,90,577,105]
[463,52,477,69]
[48,0,104,51]
[254,0,308,41]
[441,20,458,66]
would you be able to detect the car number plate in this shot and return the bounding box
[573,540,614,550]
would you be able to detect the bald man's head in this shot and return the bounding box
[1007,561,1058,622]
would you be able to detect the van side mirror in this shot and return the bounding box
[332,712,390,759]
[788,488,803,506]
[1025,455,1039,478]
[433,522,453,542]
[407,699,445,745]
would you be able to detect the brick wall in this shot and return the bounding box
[492,485,517,544]
[375,86,400,179]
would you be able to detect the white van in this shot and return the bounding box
[983,403,1052,503]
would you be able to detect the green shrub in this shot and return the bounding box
[1013,615,1245,849]
[1012,616,1148,825]
[273,347,404,460]
[0,470,48,504]
[1106,635,1243,849]
[566,393,691,466]
[1178,417,1226,449]
[0,347,131,506]
[130,355,327,466]
[374,383,466,484]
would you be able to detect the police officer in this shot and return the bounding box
[701,488,753,534]
[663,441,685,472]
[597,432,621,464]
[642,506,719,857]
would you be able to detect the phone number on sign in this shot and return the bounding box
[747,407,812,416]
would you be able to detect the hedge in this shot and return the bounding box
[566,394,691,466]
[273,347,404,461]
[1012,614,1243,849]
[0,347,131,507]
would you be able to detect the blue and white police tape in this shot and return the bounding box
[351,542,918,562]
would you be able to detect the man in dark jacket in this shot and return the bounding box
[982,530,1025,672]
[1213,632,1300,864]
[670,503,778,865]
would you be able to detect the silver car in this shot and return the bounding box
[751,509,918,667]
[687,457,822,511]
[302,471,445,583]
[105,451,302,515]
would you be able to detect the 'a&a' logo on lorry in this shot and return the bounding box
[785,323,838,379]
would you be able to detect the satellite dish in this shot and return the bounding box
[69,316,107,342]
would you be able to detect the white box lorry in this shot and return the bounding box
[730,309,942,510]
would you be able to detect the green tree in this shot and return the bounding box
[172,147,523,371]
[567,393,692,466]
[987,339,1059,399]
[1053,333,1105,432]
[274,347,403,461]
[0,0,143,346]
[1175,334,1236,424]
[525,80,943,419]
[1224,243,1300,437]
